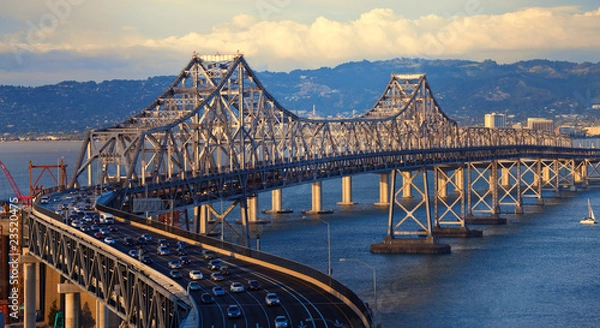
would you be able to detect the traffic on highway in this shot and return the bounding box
[39,188,366,328]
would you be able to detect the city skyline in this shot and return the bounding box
[0,0,599,85]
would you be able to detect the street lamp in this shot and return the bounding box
[314,218,331,276]
[339,258,377,314]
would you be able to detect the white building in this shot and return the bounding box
[527,118,553,132]
[484,113,506,128]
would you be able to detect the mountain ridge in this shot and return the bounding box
[1,57,599,138]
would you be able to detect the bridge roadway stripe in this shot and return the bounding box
[220,260,291,328]
[121,216,370,328]
[230,260,355,328]
[30,207,200,327]
[228,261,316,328]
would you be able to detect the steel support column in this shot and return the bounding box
[466,161,504,224]
[371,168,450,254]
[497,160,523,214]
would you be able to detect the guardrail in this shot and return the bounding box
[95,197,374,327]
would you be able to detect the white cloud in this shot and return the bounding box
[0,5,599,84]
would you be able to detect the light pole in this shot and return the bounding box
[339,258,377,314]
[315,218,331,276]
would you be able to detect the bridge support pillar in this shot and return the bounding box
[194,204,212,234]
[337,176,357,205]
[498,160,523,214]
[433,166,482,238]
[247,194,269,224]
[401,171,413,198]
[58,283,80,328]
[96,299,121,328]
[302,181,333,214]
[374,173,390,206]
[263,189,293,214]
[370,168,450,254]
[575,161,588,188]
[465,161,505,225]
[23,254,38,328]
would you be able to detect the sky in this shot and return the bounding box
[0,0,599,86]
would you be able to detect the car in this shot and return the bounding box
[168,261,182,269]
[179,256,191,265]
[169,270,182,279]
[157,238,169,246]
[99,213,115,224]
[207,259,221,270]
[188,270,203,280]
[187,281,201,291]
[157,246,170,256]
[248,280,260,291]
[141,233,152,241]
[104,237,115,244]
[99,227,110,235]
[122,237,134,246]
[201,250,215,259]
[220,265,229,275]
[274,316,288,328]
[175,247,188,255]
[176,241,188,249]
[40,196,49,204]
[70,220,83,228]
[230,282,244,293]
[79,225,90,232]
[136,237,147,245]
[140,255,153,264]
[128,249,139,258]
[265,293,280,306]
[227,305,241,318]
[90,224,100,232]
[210,272,224,281]
[200,293,214,304]
[107,225,118,232]
[212,286,225,296]
[93,232,103,239]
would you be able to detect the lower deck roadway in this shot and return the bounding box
[112,222,364,328]
[39,192,366,328]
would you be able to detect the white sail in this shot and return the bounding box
[588,199,595,221]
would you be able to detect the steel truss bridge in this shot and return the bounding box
[25,53,600,327]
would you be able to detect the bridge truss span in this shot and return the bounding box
[70,53,570,193]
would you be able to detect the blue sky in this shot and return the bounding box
[0,0,599,85]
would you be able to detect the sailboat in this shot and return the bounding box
[580,199,597,225]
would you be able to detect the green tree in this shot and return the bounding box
[47,300,59,327]
[80,301,95,328]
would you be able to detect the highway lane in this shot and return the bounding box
[39,191,366,328]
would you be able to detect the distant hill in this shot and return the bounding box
[1,58,600,138]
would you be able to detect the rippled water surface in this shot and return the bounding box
[2,141,599,328]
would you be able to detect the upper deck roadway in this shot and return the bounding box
[25,53,600,328]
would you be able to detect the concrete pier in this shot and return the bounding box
[465,214,507,225]
[23,255,37,328]
[247,194,269,224]
[374,173,390,206]
[370,236,451,254]
[337,176,357,205]
[58,283,80,328]
[433,226,483,238]
[262,189,293,213]
[302,181,333,214]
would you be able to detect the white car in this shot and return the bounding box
[265,292,280,306]
[230,282,244,293]
[274,316,288,328]
[167,261,182,269]
[189,270,203,280]
[104,237,115,244]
